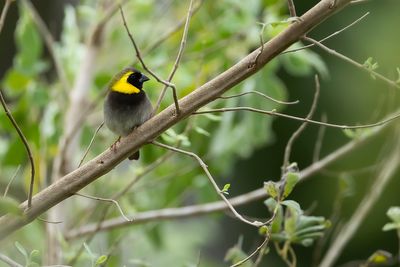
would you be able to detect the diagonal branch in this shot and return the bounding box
[0,0,355,240]
[152,141,263,227]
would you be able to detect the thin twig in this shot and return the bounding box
[0,90,35,208]
[282,75,320,173]
[303,36,400,89]
[153,0,196,114]
[312,114,327,163]
[283,12,369,54]
[231,234,270,267]
[193,106,400,130]
[3,165,21,198]
[0,253,23,267]
[249,22,266,68]
[0,0,13,35]
[75,193,132,222]
[152,141,263,227]
[21,0,70,93]
[287,0,297,17]
[219,90,299,105]
[78,122,104,168]
[143,0,203,55]
[319,125,400,267]
[119,5,180,114]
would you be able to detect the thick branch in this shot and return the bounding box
[0,0,352,240]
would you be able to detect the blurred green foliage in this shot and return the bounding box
[1,0,399,266]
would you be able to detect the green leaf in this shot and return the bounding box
[281,200,301,214]
[382,222,400,231]
[367,250,392,264]
[195,126,211,137]
[221,183,231,195]
[281,170,300,200]
[0,197,23,216]
[387,206,400,223]
[95,255,108,266]
[264,181,279,198]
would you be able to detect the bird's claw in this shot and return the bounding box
[110,136,121,152]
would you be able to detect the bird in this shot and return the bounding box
[103,67,153,160]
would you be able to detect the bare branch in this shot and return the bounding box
[154,0,196,114]
[219,90,299,105]
[0,0,355,240]
[119,5,180,114]
[282,75,320,172]
[0,90,35,208]
[3,165,21,198]
[303,36,400,89]
[152,141,263,227]
[193,106,400,130]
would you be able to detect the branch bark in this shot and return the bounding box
[0,0,352,240]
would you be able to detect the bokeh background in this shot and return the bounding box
[1,0,400,266]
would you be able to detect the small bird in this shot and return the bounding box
[104,67,153,160]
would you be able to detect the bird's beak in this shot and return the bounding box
[139,74,150,83]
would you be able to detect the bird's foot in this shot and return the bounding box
[110,136,121,152]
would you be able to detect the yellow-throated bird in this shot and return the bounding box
[104,68,153,160]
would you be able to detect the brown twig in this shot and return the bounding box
[303,36,400,89]
[0,90,35,208]
[119,5,180,114]
[287,0,297,17]
[152,141,263,227]
[153,0,196,115]
[193,106,400,130]
[282,75,320,173]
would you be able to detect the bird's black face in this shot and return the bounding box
[127,71,150,90]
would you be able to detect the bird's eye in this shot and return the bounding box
[128,72,141,81]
